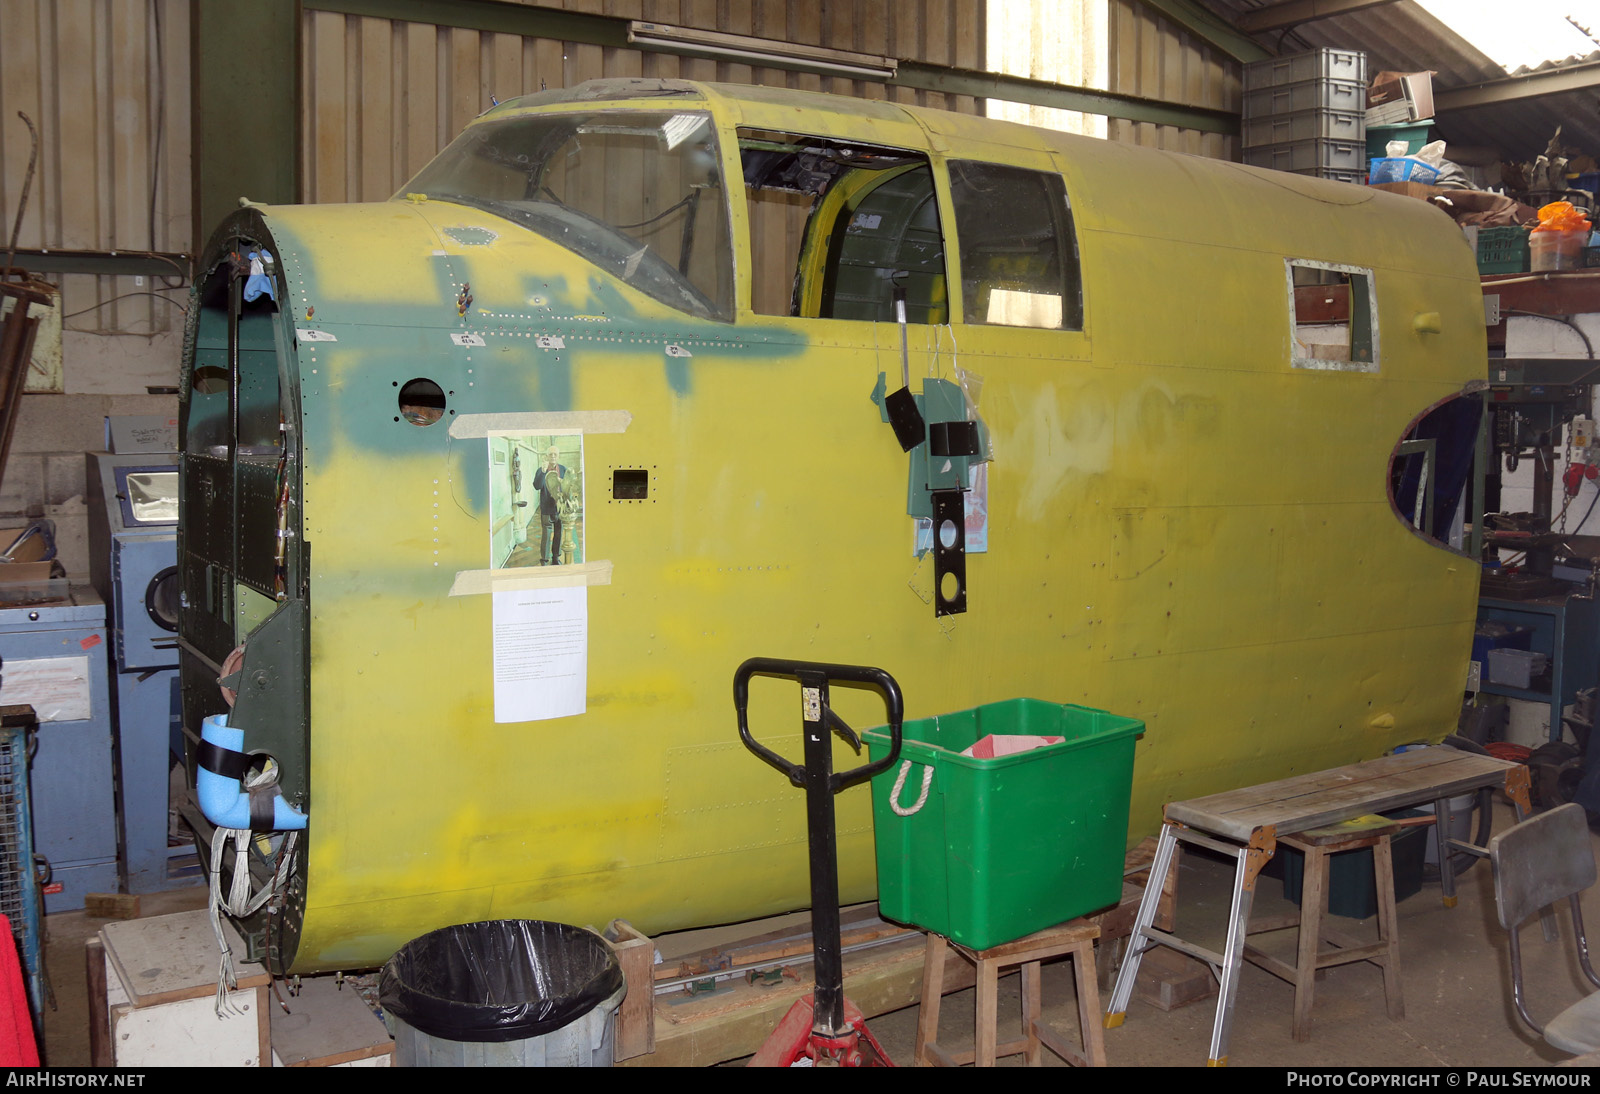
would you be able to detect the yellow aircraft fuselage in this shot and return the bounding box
[178,80,1484,973]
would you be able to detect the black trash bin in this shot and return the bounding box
[379,920,627,1066]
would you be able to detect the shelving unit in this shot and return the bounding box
[1477,595,1600,741]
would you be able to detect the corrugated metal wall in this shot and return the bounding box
[0,0,191,338]
[1105,0,1237,160]
[0,1,983,336]
[0,1,1240,337]
[302,0,985,206]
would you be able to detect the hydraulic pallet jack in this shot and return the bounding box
[734,658,904,1067]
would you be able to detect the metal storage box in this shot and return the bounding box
[1487,648,1549,690]
[1244,48,1365,91]
[0,590,117,911]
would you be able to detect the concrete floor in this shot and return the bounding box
[855,803,1600,1068]
[33,802,1600,1067]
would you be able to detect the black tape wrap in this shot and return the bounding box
[248,784,276,832]
[197,738,252,781]
[199,739,278,832]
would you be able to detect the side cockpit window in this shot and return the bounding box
[740,130,946,323]
[1287,259,1378,372]
[948,161,1082,330]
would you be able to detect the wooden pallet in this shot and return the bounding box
[623,840,1171,1067]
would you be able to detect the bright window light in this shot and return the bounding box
[1413,1,1597,71]
[987,289,1063,328]
[985,0,1108,138]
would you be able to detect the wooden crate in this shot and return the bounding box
[607,920,655,1062]
[97,910,269,1067]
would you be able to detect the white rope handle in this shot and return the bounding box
[890,759,934,816]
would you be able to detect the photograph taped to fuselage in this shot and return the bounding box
[490,433,585,569]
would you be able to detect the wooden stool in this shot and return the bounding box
[1242,815,1405,1041]
[914,920,1106,1067]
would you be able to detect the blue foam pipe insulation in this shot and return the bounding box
[198,714,308,830]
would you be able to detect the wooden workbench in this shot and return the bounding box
[1104,746,1531,1067]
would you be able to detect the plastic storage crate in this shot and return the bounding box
[1243,108,1363,148]
[1243,78,1366,119]
[1243,48,1365,92]
[862,698,1142,951]
[1366,121,1433,159]
[1274,813,1427,919]
[1244,138,1366,174]
[1477,226,1530,274]
[1368,157,1441,184]
[1315,168,1366,185]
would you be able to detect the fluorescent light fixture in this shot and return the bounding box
[627,21,898,81]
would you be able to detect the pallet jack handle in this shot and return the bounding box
[733,658,904,1064]
[733,657,904,793]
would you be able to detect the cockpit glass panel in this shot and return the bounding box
[123,471,179,525]
[399,111,733,321]
[948,161,1082,331]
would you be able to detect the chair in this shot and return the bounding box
[1489,802,1600,1054]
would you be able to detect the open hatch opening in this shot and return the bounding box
[1391,393,1483,550]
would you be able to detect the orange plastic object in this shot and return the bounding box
[1533,201,1592,234]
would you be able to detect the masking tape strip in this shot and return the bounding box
[449,559,614,597]
[448,410,632,438]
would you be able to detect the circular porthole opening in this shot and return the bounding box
[192,365,229,395]
[245,752,282,789]
[398,378,446,426]
[146,566,180,632]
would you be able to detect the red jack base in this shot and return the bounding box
[747,993,895,1067]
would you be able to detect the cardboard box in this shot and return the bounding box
[1367,70,1434,122]
[106,415,178,454]
[0,526,54,582]
[0,525,63,603]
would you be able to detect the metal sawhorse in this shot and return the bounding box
[1103,747,1532,1066]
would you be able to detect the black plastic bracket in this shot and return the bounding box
[929,420,980,457]
[931,488,967,617]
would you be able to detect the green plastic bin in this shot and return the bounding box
[862,699,1143,951]
[1477,226,1530,275]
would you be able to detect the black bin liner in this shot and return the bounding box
[379,920,624,1043]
